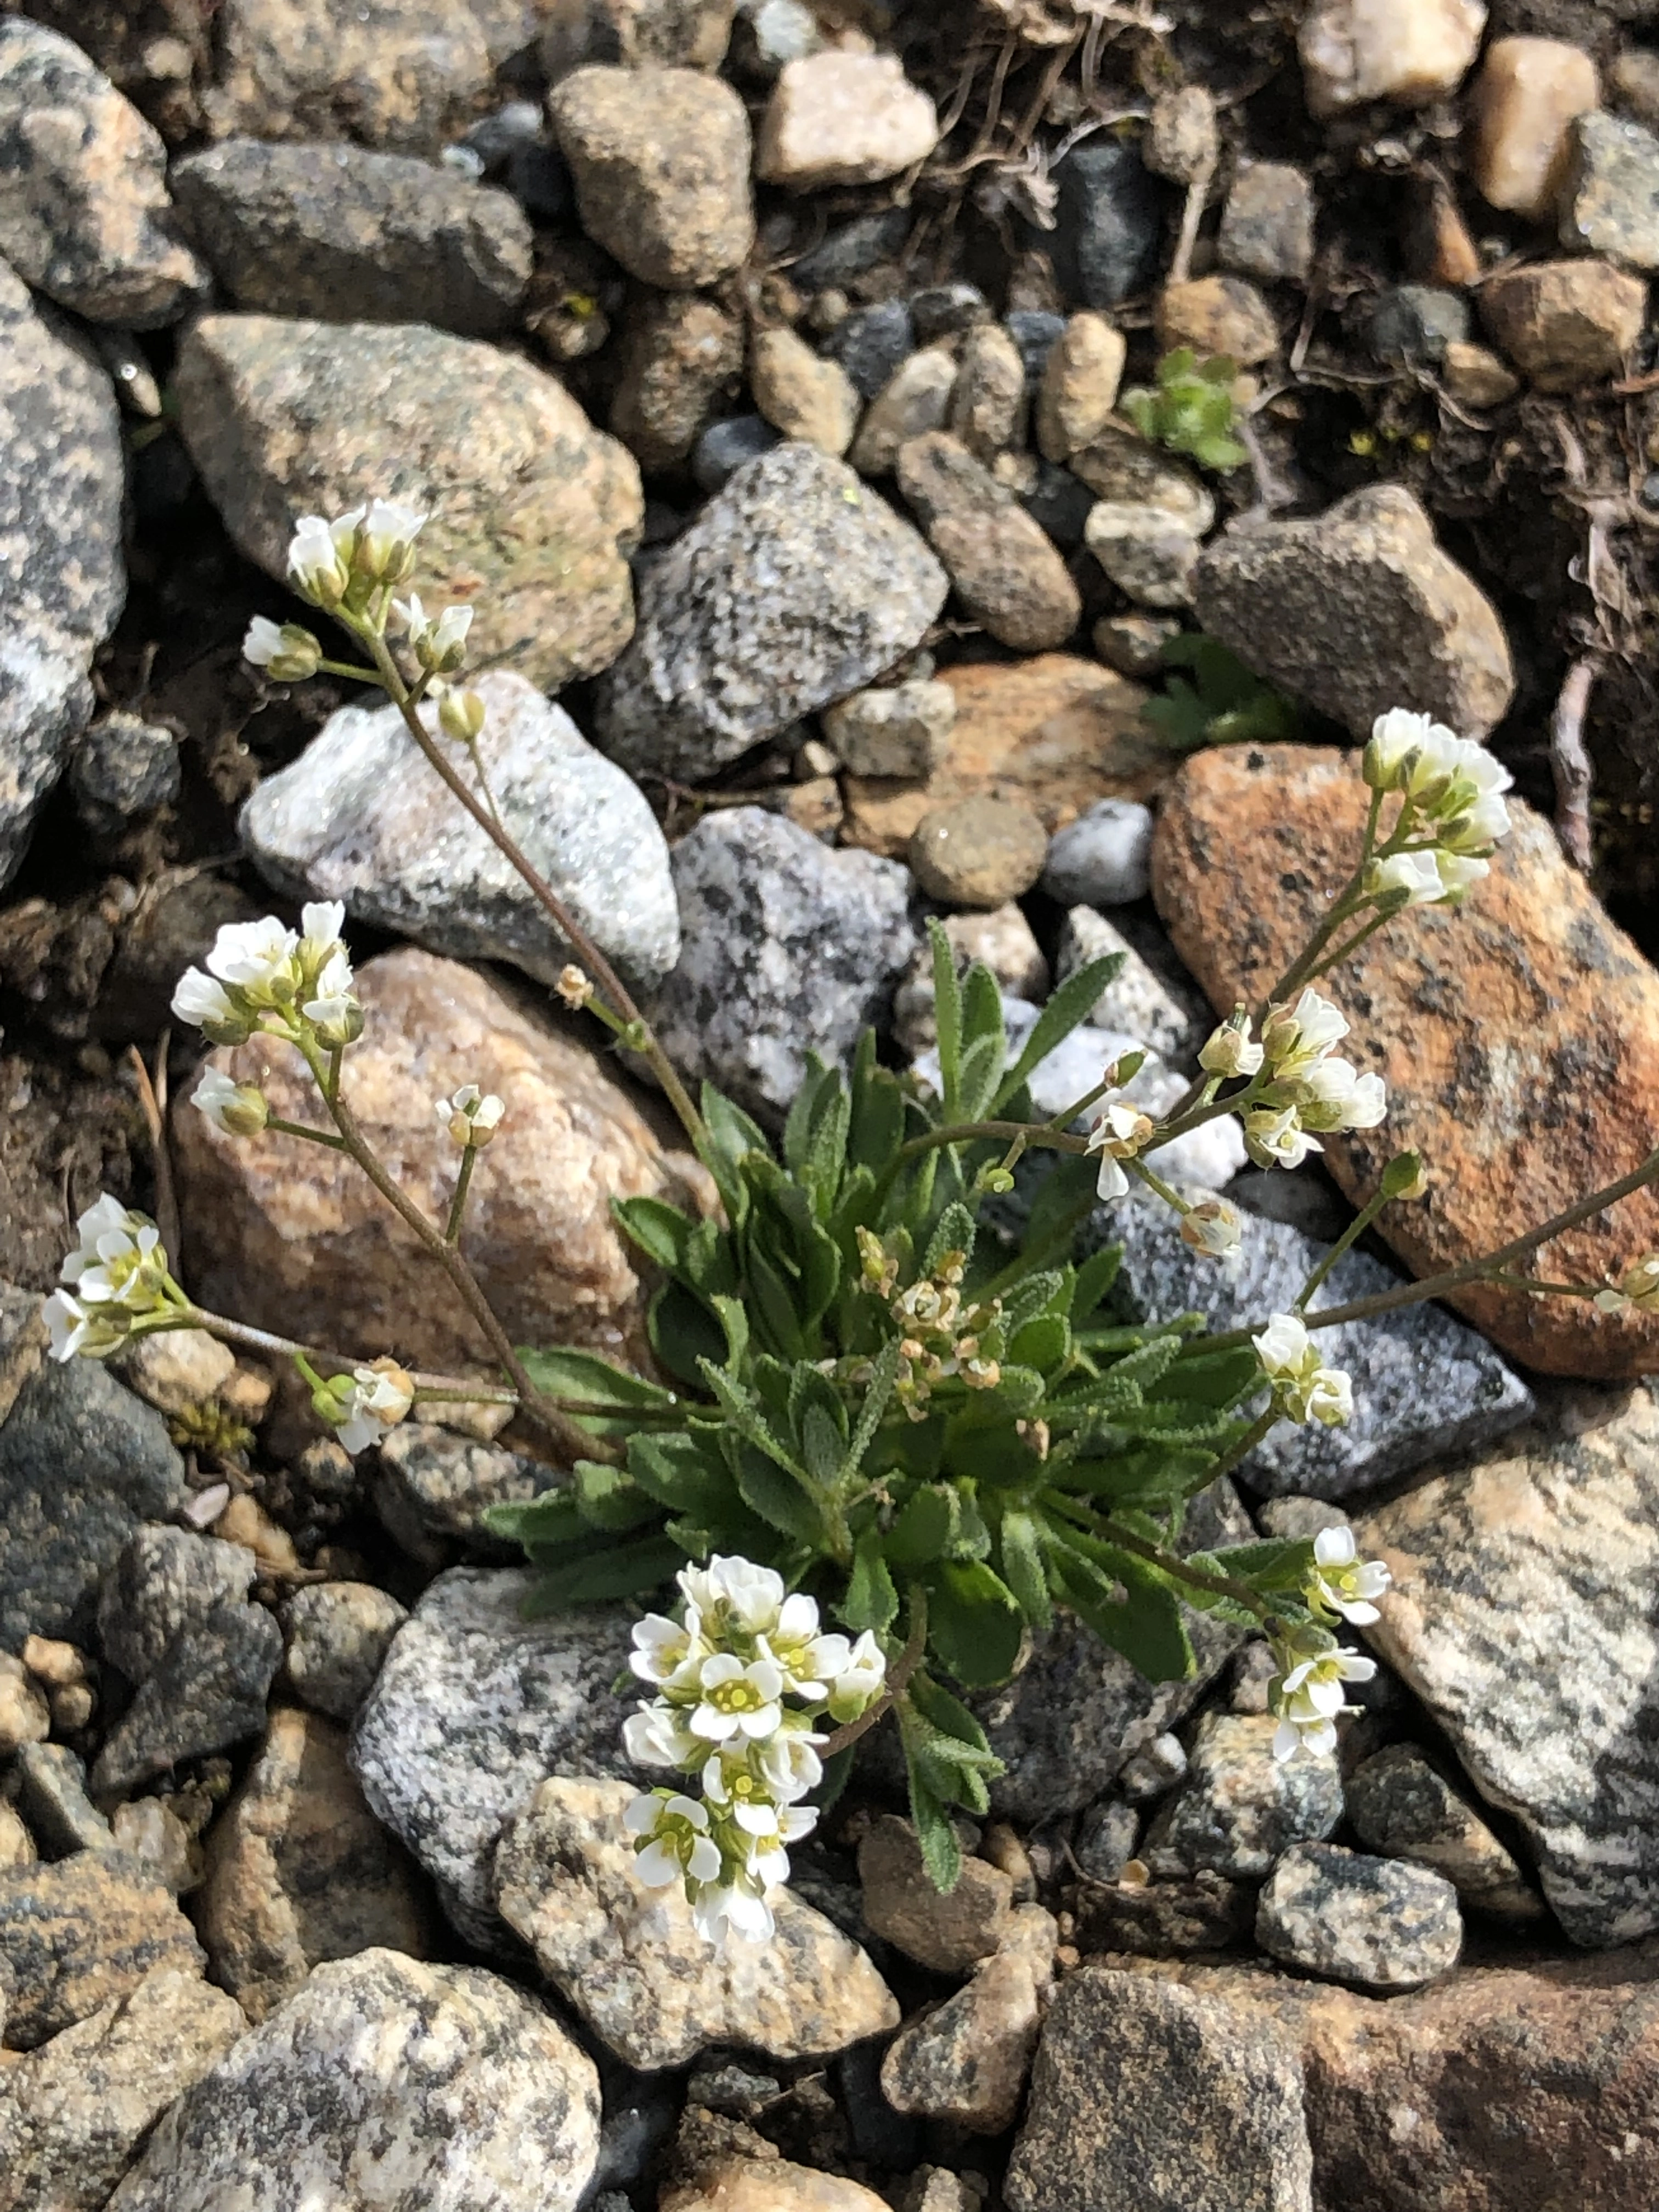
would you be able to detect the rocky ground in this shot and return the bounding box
[6,1,1659,2208]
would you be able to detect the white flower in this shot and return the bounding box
[754,1724,826,1803]
[691,1876,776,1949]
[1243,1103,1322,1171]
[61,1195,170,1315]
[680,1555,788,1638]
[1198,1019,1264,1080]
[394,595,472,672]
[331,1362,415,1454]
[629,1610,707,1689]
[1399,721,1468,801]
[1367,850,1444,907]
[191,1066,268,1137]
[1363,708,1457,792]
[730,1797,817,1888]
[1180,1197,1243,1260]
[436,1084,505,1149]
[286,515,350,606]
[690,1653,786,1743]
[298,901,346,961]
[1087,1102,1154,1202]
[1433,850,1488,902]
[1261,989,1348,1084]
[347,496,427,584]
[243,616,321,681]
[1272,1639,1377,1762]
[1308,1526,1392,1625]
[826,1629,887,1725]
[42,1288,124,1362]
[1440,791,1513,855]
[625,1791,723,1888]
[206,915,300,998]
[1251,1311,1353,1427]
[1296,1058,1387,1134]
[171,966,249,1042]
[623,1702,701,1769]
[301,941,363,1047]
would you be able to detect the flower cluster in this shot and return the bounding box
[174,902,362,1071]
[623,1556,887,1946]
[286,498,427,613]
[857,1234,1003,1414]
[1227,988,1387,1171]
[1252,1311,1353,1428]
[43,1194,187,1363]
[1265,1528,1391,1760]
[1362,708,1514,903]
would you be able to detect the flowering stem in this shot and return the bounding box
[444,1148,478,1245]
[1129,1159,1192,1216]
[1101,1519,1276,1618]
[359,629,707,1150]
[167,1305,512,1407]
[316,658,380,683]
[821,1589,929,1758]
[1302,907,1395,987]
[264,1114,352,1153]
[1294,1183,1394,1312]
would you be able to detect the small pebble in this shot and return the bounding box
[1299,0,1486,117]
[1092,611,1181,679]
[1035,312,1127,463]
[1611,46,1659,134]
[909,282,990,345]
[1156,275,1279,366]
[1256,1840,1463,1993]
[822,679,955,778]
[948,323,1029,462]
[0,1652,49,1754]
[111,1796,200,1892]
[848,346,957,477]
[50,1681,95,1733]
[1119,1732,1189,1804]
[1368,284,1470,365]
[910,794,1048,909]
[1041,798,1154,906]
[1074,1797,1139,1882]
[1440,340,1521,408]
[1218,162,1316,285]
[214,1493,300,1577]
[283,1580,409,1723]
[1559,109,1659,269]
[822,298,916,400]
[0,1801,34,1867]
[15,1741,114,1855]
[691,413,781,494]
[750,325,859,455]
[1479,258,1647,391]
[20,1636,86,1688]
[1468,35,1600,219]
[755,52,939,190]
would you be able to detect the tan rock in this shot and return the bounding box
[212,1493,298,1578]
[756,52,939,190]
[1299,0,1487,119]
[1611,46,1659,133]
[494,1777,899,2070]
[750,326,860,456]
[665,2153,891,2212]
[1218,162,1316,286]
[541,0,736,77]
[110,1802,200,1896]
[1036,312,1127,461]
[1440,337,1521,407]
[0,1967,246,2212]
[1344,1743,1543,1922]
[896,431,1081,653]
[0,1655,48,1757]
[174,946,710,1380]
[1479,257,1646,390]
[1143,84,1219,186]
[610,292,744,472]
[1069,425,1214,527]
[1414,183,1483,286]
[910,794,1048,910]
[848,346,957,477]
[200,1707,432,2021]
[843,655,1164,857]
[205,0,502,149]
[1468,36,1599,217]
[948,323,1028,462]
[0,1851,206,2051]
[1156,275,1279,366]
[120,1328,237,1419]
[1149,744,1659,1376]
[18,1637,84,1689]
[859,1815,1015,1973]
[0,1806,32,1871]
[881,1948,1044,2134]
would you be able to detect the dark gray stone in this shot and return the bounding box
[1146,1714,1344,1879]
[14,1743,114,1857]
[1367,285,1470,366]
[822,298,916,398]
[0,261,126,889]
[0,1359,184,1648]
[648,805,918,1126]
[171,137,533,333]
[91,1599,283,1796]
[909,282,990,345]
[67,713,179,833]
[1005,1964,1314,2212]
[594,442,947,781]
[1075,1871,1258,1959]
[690,412,782,493]
[375,1423,557,1547]
[1255,1842,1463,1993]
[791,206,912,291]
[1074,1796,1139,1881]
[97,1525,258,1684]
[281,1580,408,1723]
[1019,460,1094,552]
[1006,308,1068,390]
[1345,1743,1544,1922]
[1088,1188,1534,1500]
[1042,139,1169,309]
[349,1567,637,1945]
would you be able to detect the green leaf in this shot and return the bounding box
[849,1029,906,1172]
[1071,1242,1122,1323]
[520,1532,686,1613]
[956,1029,1007,1124]
[840,1337,901,1485]
[922,1201,976,1280]
[1210,1536,1316,1592]
[647,1280,727,1387]
[998,1508,1053,1630]
[517,1347,678,1437]
[844,1525,899,1632]
[732,1441,825,1545]
[698,1086,772,1222]
[611,1195,702,1279]
[885,1483,956,1571]
[994,955,1126,1114]
[696,1357,807,1483]
[930,920,964,1118]
[573,1459,661,1531]
[927,1558,1023,1687]
[481,1488,584,1549]
[907,1768,962,1893]
[1049,1543,1194,1681]
[626,1429,734,1516]
[1009,1311,1070,1372]
[1164,1344,1262,1408]
[782,1054,833,1177]
[708,1294,750,1373]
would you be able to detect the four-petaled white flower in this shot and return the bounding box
[826,1630,887,1725]
[1086,1101,1155,1202]
[341,498,427,584]
[630,1609,707,1688]
[1367,849,1444,907]
[625,1791,723,1888]
[692,1877,776,1950]
[1244,1103,1323,1171]
[1198,1018,1264,1080]
[690,1654,786,1743]
[623,1702,702,1769]
[1252,1311,1353,1429]
[436,1084,505,1149]
[1307,1526,1392,1626]
[1296,1058,1387,1134]
[286,515,350,606]
[42,1289,125,1363]
[394,595,472,672]
[1272,1637,1378,1762]
[45,1194,181,1362]
[681,1555,788,1638]
[1261,988,1349,1085]
[1363,708,1457,793]
[191,1066,269,1137]
[731,1796,817,1888]
[207,915,300,998]
[331,1362,415,1454]
[1181,1197,1243,1260]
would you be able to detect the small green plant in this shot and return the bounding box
[1144,634,1302,753]
[1120,348,1248,471]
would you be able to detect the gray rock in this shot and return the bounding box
[14,1742,115,1857]
[1560,108,1659,268]
[494,1776,899,2070]
[910,282,989,345]
[1007,308,1069,389]
[1256,1842,1463,1993]
[648,805,917,1126]
[1358,1390,1659,1946]
[610,291,746,473]
[0,1850,206,2051]
[1093,611,1183,678]
[1367,284,1470,365]
[349,1567,636,1945]
[594,442,946,781]
[0,1359,185,1649]
[1088,1188,1533,1500]
[1020,460,1096,552]
[0,22,206,326]
[1119,1730,1189,1804]
[848,345,958,478]
[791,206,912,291]
[91,1598,284,1797]
[1085,499,1207,611]
[281,1579,408,1722]
[375,1421,557,1547]
[881,1942,1047,2135]
[858,1814,1014,1974]
[691,412,782,493]
[1074,1796,1139,1881]
[241,670,680,995]
[823,299,916,399]
[1147,1714,1344,1879]
[97,1525,258,1684]
[896,431,1080,654]
[1041,798,1153,906]
[822,676,955,778]
[106,1949,601,2212]
[1005,1963,1314,2212]
[1075,1870,1258,1958]
[67,714,180,833]
[1345,1743,1543,1921]
[171,137,533,333]
[174,313,641,693]
[1218,161,1316,284]
[0,261,126,889]
[1043,138,1170,308]
[1056,907,1205,1063]
[948,323,1029,461]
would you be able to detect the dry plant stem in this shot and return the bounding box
[821,1592,929,1758]
[1097,1516,1272,1618]
[1168,153,1215,288]
[363,631,706,1147]
[126,1037,180,1259]
[1549,653,1598,874]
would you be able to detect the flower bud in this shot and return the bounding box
[438,687,487,744]
[556,964,594,1009]
[191,1068,270,1138]
[1380,1150,1427,1200]
[436,1083,505,1148]
[285,517,349,609]
[244,616,323,682]
[1198,1014,1263,1080]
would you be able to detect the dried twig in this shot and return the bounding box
[1549,653,1599,876]
[126,1035,180,1259]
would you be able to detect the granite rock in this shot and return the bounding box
[494,1777,899,2069]
[1055,908,1206,1063]
[1041,798,1153,907]
[350,1567,636,1944]
[374,1422,555,1548]
[551,65,752,288]
[14,1743,112,1858]
[1345,1742,1543,1920]
[1218,162,1316,284]
[540,0,737,76]
[97,1525,258,1685]
[755,52,938,188]
[1299,0,1486,116]
[610,292,745,472]
[897,431,1081,653]
[0,1654,48,1757]
[0,1852,206,2051]
[281,1580,408,1722]
[1148,1715,1344,1880]
[948,323,1029,463]
[647,806,917,1126]
[880,1945,1046,2135]
[823,678,955,780]
[174,947,710,1380]
[1256,1843,1463,1993]
[0,22,205,325]
[1036,312,1128,462]
[664,2145,890,2212]
[105,1949,600,2212]
[171,137,532,331]
[822,298,916,403]
[1193,486,1514,739]
[175,313,641,691]
[594,443,946,782]
[1559,107,1659,266]
[241,670,679,994]
[1479,257,1647,390]
[91,1598,284,1798]
[66,713,179,833]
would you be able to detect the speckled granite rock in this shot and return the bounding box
[550,65,752,288]
[281,1581,407,1722]
[610,292,746,472]
[1256,1843,1462,1992]
[374,1423,555,1549]
[0,1967,246,2212]
[351,1568,636,1945]
[175,947,710,1380]
[171,138,532,331]
[1193,487,1514,739]
[105,1949,600,2212]
[97,1526,257,1684]
[1153,745,1659,1378]
[648,806,917,1126]
[1005,1963,1313,2212]
[1148,1715,1344,1879]
[0,262,126,889]
[92,1598,284,1799]
[594,443,946,782]
[0,1852,206,2051]
[881,1945,1046,2135]
[241,671,679,994]
[495,1778,899,2070]
[14,1743,112,1857]
[175,314,641,691]
[1359,1391,1659,1945]
[0,1361,184,1649]
[1056,909,1207,1063]
[1345,1743,1543,1921]
[0,22,205,325]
